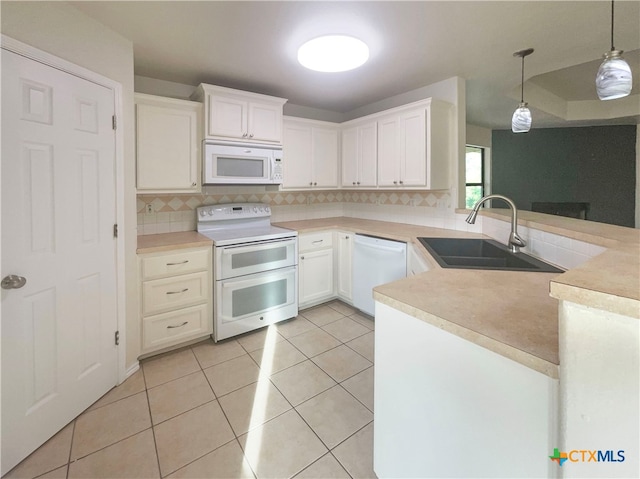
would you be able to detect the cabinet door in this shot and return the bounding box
[248,101,282,143]
[136,99,199,192]
[358,122,378,187]
[312,127,339,188]
[399,109,427,186]
[208,95,247,139]
[299,249,334,306]
[283,123,313,188]
[377,116,399,186]
[337,232,353,301]
[341,127,359,187]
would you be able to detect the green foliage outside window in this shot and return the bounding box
[465,146,484,208]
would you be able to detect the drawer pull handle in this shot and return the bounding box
[312,239,324,244]
[166,288,189,295]
[166,260,189,266]
[167,321,188,329]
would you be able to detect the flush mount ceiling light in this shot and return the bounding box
[596,0,633,100]
[297,35,369,72]
[512,48,534,133]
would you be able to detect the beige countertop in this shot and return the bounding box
[473,209,640,319]
[276,217,561,377]
[136,214,638,377]
[137,231,212,254]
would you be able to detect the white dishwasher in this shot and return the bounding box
[352,234,407,316]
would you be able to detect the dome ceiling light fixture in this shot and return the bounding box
[596,0,633,100]
[297,35,369,72]
[512,48,534,134]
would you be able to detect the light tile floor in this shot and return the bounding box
[5,301,377,479]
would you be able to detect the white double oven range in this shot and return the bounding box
[197,203,298,341]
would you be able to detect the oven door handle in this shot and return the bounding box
[221,239,295,255]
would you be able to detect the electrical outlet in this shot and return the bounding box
[146,204,153,214]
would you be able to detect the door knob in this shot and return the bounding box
[2,275,26,289]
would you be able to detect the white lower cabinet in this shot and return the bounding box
[336,231,354,302]
[298,232,335,308]
[138,246,213,355]
[374,302,558,478]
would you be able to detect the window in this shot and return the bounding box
[465,146,485,209]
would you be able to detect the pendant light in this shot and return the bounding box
[512,48,534,133]
[596,0,633,100]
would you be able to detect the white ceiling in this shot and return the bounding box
[71,1,640,130]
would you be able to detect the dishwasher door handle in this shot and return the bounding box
[354,239,405,254]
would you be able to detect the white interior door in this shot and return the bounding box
[1,48,119,474]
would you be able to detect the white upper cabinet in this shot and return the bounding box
[192,84,287,145]
[283,117,339,189]
[341,121,377,187]
[135,93,202,193]
[377,99,452,190]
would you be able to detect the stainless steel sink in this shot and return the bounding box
[417,237,564,273]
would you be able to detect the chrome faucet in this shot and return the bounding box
[465,194,526,253]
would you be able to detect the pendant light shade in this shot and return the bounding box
[512,102,532,133]
[512,48,534,133]
[596,1,633,100]
[596,51,632,100]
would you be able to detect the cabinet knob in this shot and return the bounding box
[399,180,404,184]
[249,133,254,138]
[357,182,361,185]
[301,256,304,260]
[352,182,356,185]
[242,133,248,138]
[191,182,197,187]
[309,182,313,186]
[393,181,397,185]
[313,182,317,186]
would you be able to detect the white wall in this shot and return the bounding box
[466,123,493,198]
[1,2,140,369]
[558,301,639,478]
[466,124,492,147]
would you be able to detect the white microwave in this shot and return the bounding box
[203,141,283,185]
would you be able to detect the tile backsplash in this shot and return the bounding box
[136,188,608,270]
[136,188,451,235]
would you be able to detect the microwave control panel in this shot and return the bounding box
[272,157,283,181]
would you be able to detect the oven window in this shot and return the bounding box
[232,279,287,317]
[217,157,265,178]
[232,247,287,270]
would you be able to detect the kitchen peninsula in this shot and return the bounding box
[276,211,639,479]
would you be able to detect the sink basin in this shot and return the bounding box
[417,237,564,273]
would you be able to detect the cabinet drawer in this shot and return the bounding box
[142,303,211,351]
[299,231,333,252]
[141,248,210,280]
[142,271,209,315]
